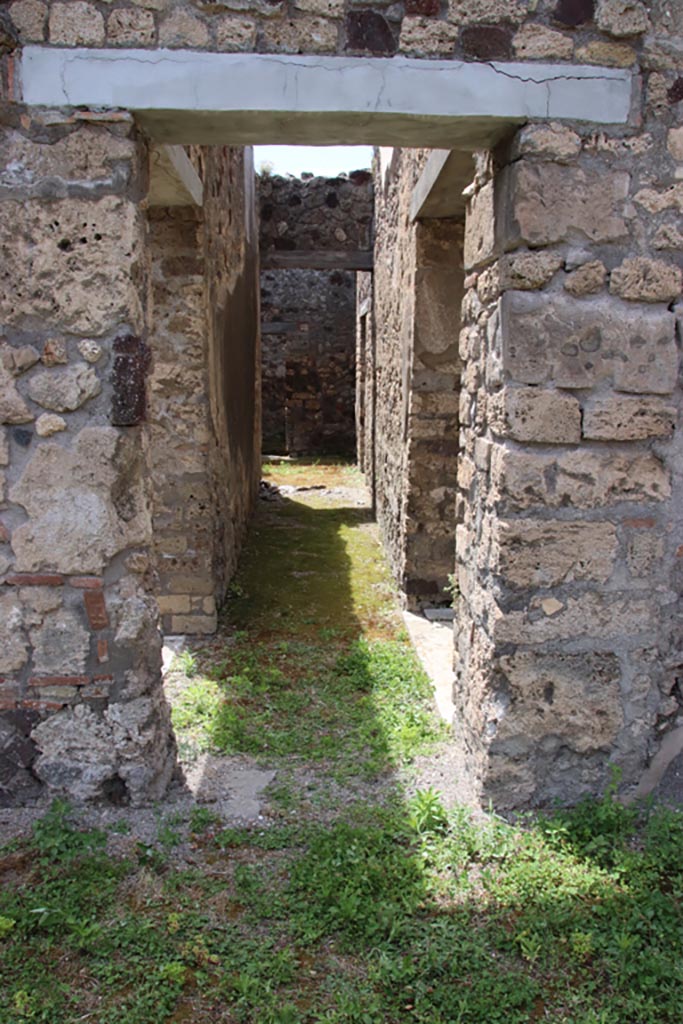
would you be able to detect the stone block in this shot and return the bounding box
[0,344,40,376]
[399,16,458,56]
[668,128,683,162]
[489,386,581,443]
[491,446,671,511]
[158,9,209,48]
[0,365,32,425]
[170,614,217,634]
[28,364,101,413]
[461,25,512,60]
[107,8,156,46]
[627,531,663,577]
[9,0,47,42]
[512,123,582,164]
[494,591,657,644]
[553,0,595,27]
[0,196,144,336]
[575,40,636,66]
[497,651,623,753]
[512,23,573,60]
[493,519,618,587]
[652,224,683,251]
[35,414,67,437]
[464,180,495,270]
[0,127,135,195]
[0,593,28,673]
[157,594,191,614]
[447,0,527,25]
[500,291,678,394]
[10,427,150,574]
[498,251,564,291]
[596,0,649,37]
[49,2,104,46]
[583,395,676,440]
[634,184,683,215]
[215,15,257,50]
[29,608,89,675]
[564,260,606,296]
[264,15,339,53]
[609,257,682,303]
[294,0,343,14]
[503,162,629,247]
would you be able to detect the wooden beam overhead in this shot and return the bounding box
[261,249,373,271]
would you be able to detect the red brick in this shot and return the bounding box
[84,589,109,630]
[405,0,440,14]
[7,573,64,587]
[92,674,114,683]
[20,699,67,710]
[28,675,88,687]
[97,638,109,663]
[0,699,18,710]
[69,576,104,589]
[624,517,657,528]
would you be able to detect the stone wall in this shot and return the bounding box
[0,109,175,806]
[370,148,463,609]
[261,267,356,455]
[6,0,678,67]
[148,146,260,636]
[454,112,683,807]
[259,171,372,455]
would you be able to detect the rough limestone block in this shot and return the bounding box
[494,591,657,644]
[399,17,459,56]
[0,593,28,673]
[260,16,338,53]
[627,532,663,577]
[35,413,67,437]
[464,180,495,270]
[596,0,649,37]
[610,257,682,303]
[0,427,8,465]
[668,128,683,162]
[215,15,257,51]
[493,519,618,587]
[9,0,47,42]
[0,364,33,424]
[503,162,629,247]
[107,8,155,47]
[512,123,582,163]
[501,291,678,394]
[28,363,101,413]
[158,9,209,47]
[489,386,581,443]
[583,395,677,440]
[9,427,150,574]
[30,608,90,675]
[498,251,564,291]
[49,1,105,46]
[513,24,573,60]
[447,0,527,24]
[496,651,623,753]
[0,344,40,375]
[564,260,606,296]
[634,184,683,214]
[0,127,135,194]
[0,196,144,336]
[575,40,636,66]
[491,446,671,511]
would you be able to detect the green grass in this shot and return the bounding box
[2,791,683,1023]
[3,462,682,1023]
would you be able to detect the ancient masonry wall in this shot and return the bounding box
[0,109,176,806]
[259,172,373,456]
[261,267,357,455]
[370,149,463,609]
[147,147,260,637]
[455,110,683,807]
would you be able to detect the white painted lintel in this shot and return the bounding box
[18,47,633,148]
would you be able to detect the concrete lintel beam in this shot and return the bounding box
[18,48,633,148]
[410,149,475,222]
[149,144,203,206]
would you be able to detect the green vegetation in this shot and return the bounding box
[2,790,683,1023]
[2,462,681,1023]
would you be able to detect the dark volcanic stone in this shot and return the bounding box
[345,11,397,54]
[668,78,683,104]
[461,25,513,61]
[553,0,595,27]
[405,0,441,16]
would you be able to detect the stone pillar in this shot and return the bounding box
[403,219,464,609]
[0,108,174,805]
[456,124,683,808]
